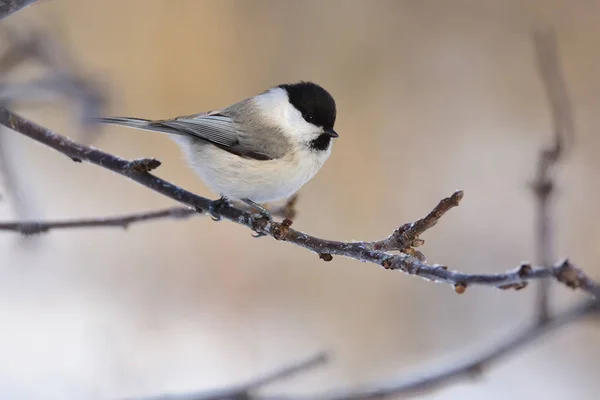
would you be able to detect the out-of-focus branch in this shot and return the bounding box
[0,124,40,219]
[0,0,38,19]
[327,298,597,400]
[1,108,598,298]
[0,27,106,236]
[135,298,599,400]
[137,353,328,400]
[0,28,106,121]
[531,29,575,323]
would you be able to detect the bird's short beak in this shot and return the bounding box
[324,128,339,138]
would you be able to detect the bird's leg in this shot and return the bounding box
[242,198,272,238]
[241,198,272,221]
[209,196,229,221]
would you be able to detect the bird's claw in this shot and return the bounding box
[249,211,272,238]
[209,196,229,221]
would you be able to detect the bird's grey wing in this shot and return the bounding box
[152,112,276,160]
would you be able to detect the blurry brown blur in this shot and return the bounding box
[1,1,600,399]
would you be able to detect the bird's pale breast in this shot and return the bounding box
[175,137,331,202]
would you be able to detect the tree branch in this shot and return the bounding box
[530,29,575,323]
[134,297,599,400]
[0,197,298,235]
[318,299,598,400]
[0,0,37,19]
[0,108,598,297]
[0,21,596,400]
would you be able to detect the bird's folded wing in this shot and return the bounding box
[153,114,273,160]
[152,114,239,148]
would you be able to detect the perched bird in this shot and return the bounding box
[94,81,338,219]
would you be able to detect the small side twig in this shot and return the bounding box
[369,190,463,260]
[530,29,574,324]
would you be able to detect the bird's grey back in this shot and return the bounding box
[95,94,293,161]
[211,98,293,160]
[167,98,292,160]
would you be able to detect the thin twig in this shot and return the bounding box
[0,207,198,235]
[531,29,574,323]
[0,0,37,19]
[137,353,328,400]
[368,190,463,260]
[0,197,300,235]
[1,108,598,297]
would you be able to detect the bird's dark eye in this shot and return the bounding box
[306,114,314,122]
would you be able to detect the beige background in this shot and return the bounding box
[1,1,599,399]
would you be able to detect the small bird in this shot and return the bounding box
[94,81,338,219]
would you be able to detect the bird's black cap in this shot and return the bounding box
[279,81,337,133]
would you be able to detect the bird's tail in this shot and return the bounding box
[92,117,184,136]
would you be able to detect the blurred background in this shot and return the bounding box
[1,0,599,399]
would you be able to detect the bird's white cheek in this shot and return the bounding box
[253,88,322,142]
[285,107,321,142]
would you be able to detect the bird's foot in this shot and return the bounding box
[209,196,229,221]
[242,198,272,237]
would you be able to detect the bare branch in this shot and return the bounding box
[0,0,37,19]
[135,353,327,400]
[0,108,598,297]
[133,298,599,400]
[531,29,575,323]
[0,207,197,235]
[0,197,299,236]
[0,23,595,400]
